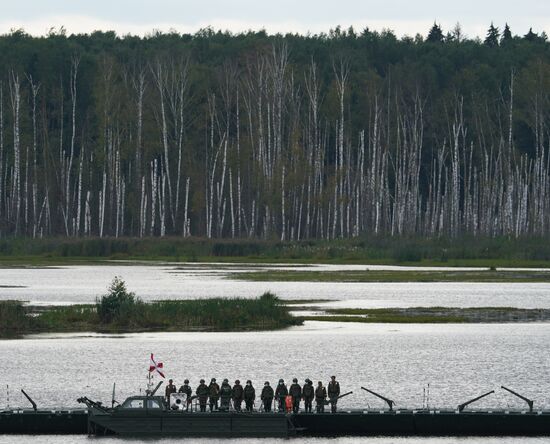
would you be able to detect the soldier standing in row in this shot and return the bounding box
[302,379,314,413]
[244,380,255,412]
[289,378,302,413]
[327,375,340,413]
[208,378,220,412]
[315,381,327,413]
[275,379,288,412]
[232,380,244,411]
[196,379,209,412]
[219,379,232,411]
[165,379,177,403]
[261,381,274,412]
[178,379,192,411]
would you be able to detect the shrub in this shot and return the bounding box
[0,301,36,336]
[96,277,143,325]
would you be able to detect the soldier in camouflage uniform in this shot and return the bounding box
[261,381,274,412]
[302,379,314,413]
[196,379,209,412]
[327,376,340,413]
[315,381,327,413]
[275,379,288,412]
[219,379,232,411]
[208,378,220,412]
[232,380,244,411]
[244,380,255,412]
[178,379,192,411]
[289,378,302,413]
[165,379,177,403]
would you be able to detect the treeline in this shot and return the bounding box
[3,236,550,265]
[1,23,550,240]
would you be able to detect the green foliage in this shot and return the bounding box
[96,277,143,325]
[485,23,500,47]
[427,23,444,43]
[0,301,37,337]
[0,24,550,239]
[3,236,550,267]
[0,291,299,336]
[501,24,513,44]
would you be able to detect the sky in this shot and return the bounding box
[2,1,550,39]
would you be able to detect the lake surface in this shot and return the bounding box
[1,322,549,410]
[1,263,549,443]
[1,263,550,308]
[1,321,550,443]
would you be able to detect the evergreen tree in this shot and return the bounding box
[501,23,513,44]
[427,23,444,43]
[524,28,538,42]
[484,23,500,47]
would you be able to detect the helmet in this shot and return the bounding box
[223,378,229,383]
[184,379,189,384]
[246,380,252,384]
[235,380,240,384]
[211,378,216,382]
[200,379,205,383]
[278,379,284,384]
[264,381,270,386]
[293,378,298,383]
[305,378,310,383]
[331,375,336,379]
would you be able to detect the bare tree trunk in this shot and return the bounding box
[9,72,21,234]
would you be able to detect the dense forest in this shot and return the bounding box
[0,23,550,240]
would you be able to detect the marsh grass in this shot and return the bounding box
[304,307,550,323]
[0,292,300,338]
[232,269,550,283]
[0,300,38,337]
[1,236,550,267]
[302,314,467,323]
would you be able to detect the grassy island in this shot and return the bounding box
[303,307,550,324]
[0,279,301,338]
[232,269,550,283]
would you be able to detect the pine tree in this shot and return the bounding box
[524,28,538,42]
[484,23,500,47]
[427,23,444,43]
[501,23,512,44]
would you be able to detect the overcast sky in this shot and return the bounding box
[2,1,549,39]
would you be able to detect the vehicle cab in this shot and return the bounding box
[115,396,166,416]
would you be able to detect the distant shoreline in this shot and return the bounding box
[1,236,550,269]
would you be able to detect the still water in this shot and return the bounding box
[1,263,549,443]
[1,321,550,443]
[1,322,549,410]
[1,263,550,308]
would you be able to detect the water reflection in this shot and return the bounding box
[1,322,549,411]
[0,264,549,308]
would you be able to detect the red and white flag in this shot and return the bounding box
[148,353,165,378]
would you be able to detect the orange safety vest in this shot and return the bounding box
[285,395,293,412]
